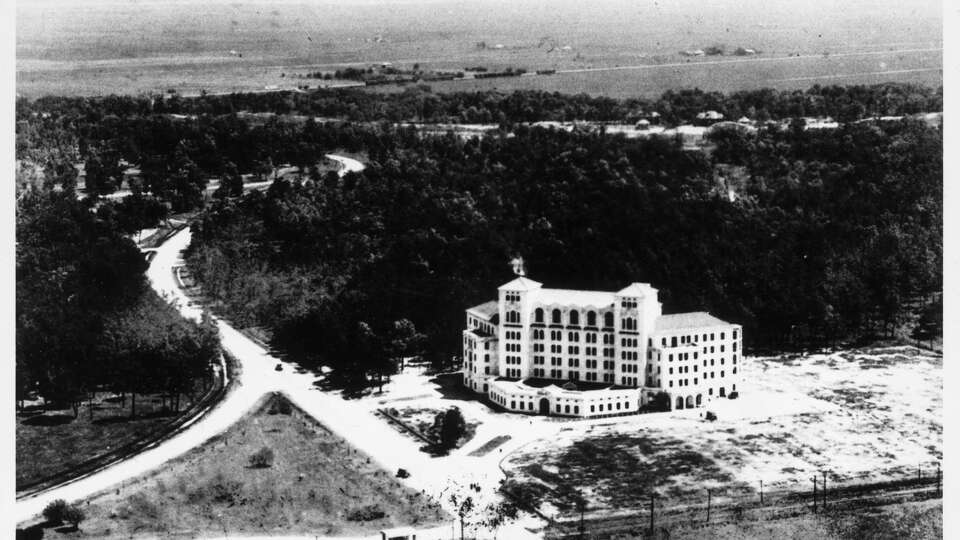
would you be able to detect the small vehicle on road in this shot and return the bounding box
[275,363,283,372]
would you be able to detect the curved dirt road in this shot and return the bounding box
[16,155,366,524]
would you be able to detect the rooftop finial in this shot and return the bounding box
[510,256,526,277]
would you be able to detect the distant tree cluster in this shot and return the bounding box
[17,82,941,128]
[183,113,939,383]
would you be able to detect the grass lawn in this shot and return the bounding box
[16,387,208,492]
[37,393,447,538]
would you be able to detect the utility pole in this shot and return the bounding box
[579,501,585,540]
[760,479,764,505]
[707,489,712,523]
[812,476,818,513]
[822,471,828,511]
[937,463,941,496]
[649,493,655,536]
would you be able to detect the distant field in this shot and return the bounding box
[16,0,941,99]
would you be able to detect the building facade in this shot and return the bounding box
[462,277,743,417]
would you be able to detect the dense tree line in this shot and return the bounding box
[184,115,940,385]
[17,82,941,129]
[15,189,220,413]
[15,83,941,392]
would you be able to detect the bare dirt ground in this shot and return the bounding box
[501,346,941,518]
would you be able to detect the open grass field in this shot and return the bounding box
[16,387,209,492]
[32,393,447,539]
[16,0,941,99]
[503,346,941,518]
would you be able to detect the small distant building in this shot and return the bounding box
[635,119,651,130]
[696,110,724,122]
[462,274,743,417]
[380,527,417,540]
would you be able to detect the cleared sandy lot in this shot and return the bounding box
[500,346,941,517]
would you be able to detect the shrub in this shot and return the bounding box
[268,397,292,415]
[396,468,410,478]
[439,407,466,450]
[728,391,739,399]
[42,499,69,524]
[705,411,718,421]
[346,504,386,521]
[16,525,44,540]
[248,446,275,468]
[648,391,672,412]
[62,505,85,529]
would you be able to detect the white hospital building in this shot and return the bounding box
[462,275,743,417]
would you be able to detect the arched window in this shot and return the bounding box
[534,308,544,323]
[552,309,562,324]
[569,311,579,326]
[586,311,596,326]
[507,310,520,324]
[604,312,614,327]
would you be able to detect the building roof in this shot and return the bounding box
[466,300,499,320]
[498,276,543,291]
[616,282,658,297]
[655,312,732,331]
[536,288,616,308]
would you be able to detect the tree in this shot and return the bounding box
[42,499,69,524]
[648,391,671,412]
[249,446,275,468]
[215,161,244,198]
[383,318,424,380]
[449,493,475,540]
[483,500,520,540]
[83,152,122,196]
[439,407,466,450]
[62,504,85,530]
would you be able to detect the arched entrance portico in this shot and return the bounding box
[696,394,702,407]
[539,398,550,415]
[685,395,694,408]
[676,396,684,410]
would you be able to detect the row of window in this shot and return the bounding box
[534,308,615,328]
[660,329,739,348]
[532,330,615,344]
[665,369,736,387]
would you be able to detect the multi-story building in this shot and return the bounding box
[462,275,743,417]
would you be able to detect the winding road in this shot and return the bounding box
[18,153,541,538]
